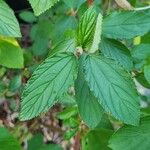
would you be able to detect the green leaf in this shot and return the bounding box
[0,38,24,68]
[28,134,63,150]
[144,65,150,84]
[0,127,22,150]
[102,11,150,39]
[28,0,59,16]
[83,54,140,125]
[135,73,150,88]
[9,75,22,92]
[89,13,103,53]
[77,7,97,49]
[19,11,37,23]
[63,0,86,9]
[20,53,78,120]
[132,44,150,61]
[82,129,113,150]
[49,38,76,56]
[100,38,133,70]
[109,117,150,150]
[56,106,78,120]
[0,0,21,37]
[75,60,104,128]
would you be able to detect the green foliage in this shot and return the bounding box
[28,0,59,16]
[75,62,104,128]
[0,0,21,37]
[109,117,150,150]
[77,7,97,49]
[0,37,24,68]
[83,54,140,125]
[20,53,78,120]
[82,129,113,150]
[0,127,22,150]
[1,0,150,149]
[100,38,133,70]
[28,134,63,150]
[19,11,37,23]
[102,11,150,39]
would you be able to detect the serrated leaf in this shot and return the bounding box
[83,54,140,125]
[102,11,150,39]
[89,13,103,53]
[100,38,133,70]
[0,0,21,37]
[20,53,78,120]
[28,0,59,16]
[0,38,24,68]
[109,117,150,150]
[49,38,76,56]
[0,127,22,150]
[77,7,97,49]
[82,129,113,150]
[75,60,104,128]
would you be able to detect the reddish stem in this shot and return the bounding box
[87,0,94,7]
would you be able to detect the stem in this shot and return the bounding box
[87,0,94,7]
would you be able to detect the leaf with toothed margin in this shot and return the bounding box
[0,0,21,37]
[100,38,133,70]
[19,53,78,120]
[75,58,104,128]
[82,54,140,125]
[28,0,59,16]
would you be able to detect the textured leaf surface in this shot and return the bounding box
[89,13,103,53]
[102,11,150,39]
[82,129,113,150]
[77,7,97,49]
[75,61,103,128]
[83,54,140,125]
[20,53,78,120]
[109,117,150,150]
[28,0,59,16]
[0,127,22,150]
[100,38,133,70]
[0,0,21,37]
[0,38,24,68]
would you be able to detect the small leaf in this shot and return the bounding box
[75,59,104,128]
[20,53,78,120]
[109,117,150,150]
[77,7,97,49]
[28,0,59,16]
[0,127,22,150]
[83,54,140,125]
[56,106,78,120]
[82,129,113,150]
[102,11,150,39]
[19,11,37,23]
[0,0,21,37]
[100,38,133,70]
[0,37,24,68]
[89,13,103,53]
